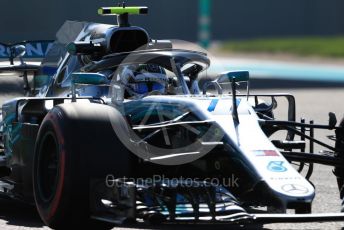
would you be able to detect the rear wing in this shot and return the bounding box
[0,40,54,64]
[0,40,55,96]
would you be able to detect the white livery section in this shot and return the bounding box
[144,95,315,209]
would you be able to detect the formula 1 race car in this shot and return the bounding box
[1,4,344,229]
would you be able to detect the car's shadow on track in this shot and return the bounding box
[0,197,45,228]
[119,223,266,230]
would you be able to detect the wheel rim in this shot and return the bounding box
[37,131,60,202]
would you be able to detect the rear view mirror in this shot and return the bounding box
[203,70,250,95]
[71,72,108,85]
[216,70,249,83]
[71,72,108,102]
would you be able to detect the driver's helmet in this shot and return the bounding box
[120,64,168,98]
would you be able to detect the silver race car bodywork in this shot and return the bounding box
[0,5,344,229]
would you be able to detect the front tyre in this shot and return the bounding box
[33,110,90,229]
[334,117,344,211]
[33,103,133,229]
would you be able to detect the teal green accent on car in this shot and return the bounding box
[66,42,77,54]
[218,71,250,83]
[2,99,29,157]
[34,75,51,88]
[3,114,20,157]
[125,102,182,124]
[71,73,108,85]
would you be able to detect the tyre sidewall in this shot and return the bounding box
[33,108,87,228]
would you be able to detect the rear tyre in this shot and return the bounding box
[33,103,134,229]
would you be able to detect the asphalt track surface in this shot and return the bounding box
[0,74,344,229]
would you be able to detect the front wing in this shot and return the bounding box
[89,179,344,225]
